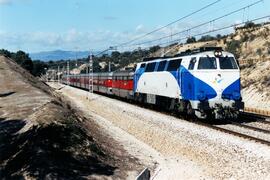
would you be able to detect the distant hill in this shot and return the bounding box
[30,50,92,61]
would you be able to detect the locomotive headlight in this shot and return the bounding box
[214,51,222,57]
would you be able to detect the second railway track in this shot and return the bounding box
[201,112,270,146]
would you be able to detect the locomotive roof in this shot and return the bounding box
[138,48,234,64]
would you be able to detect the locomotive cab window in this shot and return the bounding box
[145,62,156,72]
[140,63,146,69]
[188,57,196,70]
[166,59,182,71]
[219,56,238,69]
[198,57,217,69]
[157,60,167,71]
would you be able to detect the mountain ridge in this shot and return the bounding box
[30,50,93,61]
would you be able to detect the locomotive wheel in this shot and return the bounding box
[187,102,194,115]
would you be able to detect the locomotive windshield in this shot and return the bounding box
[167,59,182,71]
[219,56,238,69]
[198,57,217,69]
[157,60,167,71]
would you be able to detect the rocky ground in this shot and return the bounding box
[0,56,143,179]
[1,53,270,179]
[241,60,270,111]
[49,82,270,180]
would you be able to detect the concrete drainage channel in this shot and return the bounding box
[136,168,151,180]
[136,167,162,180]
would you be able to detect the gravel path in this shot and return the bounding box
[49,83,270,180]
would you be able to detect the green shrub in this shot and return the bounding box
[186,37,196,44]
[226,40,241,58]
[198,35,216,42]
[248,34,256,41]
[256,48,262,57]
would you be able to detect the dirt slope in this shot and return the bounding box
[241,60,270,111]
[0,56,139,179]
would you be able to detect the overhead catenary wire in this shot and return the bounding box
[157,14,270,48]
[48,0,268,71]
[94,0,261,54]
[131,0,263,47]
[115,0,222,48]
[112,0,249,51]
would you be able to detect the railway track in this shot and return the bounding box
[204,123,270,146]
[197,112,270,146]
[101,92,270,146]
[141,107,270,146]
[142,105,270,146]
[57,84,270,146]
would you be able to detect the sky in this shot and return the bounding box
[0,0,270,53]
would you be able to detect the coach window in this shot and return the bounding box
[145,62,156,72]
[188,58,196,70]
[157,60,167,71]
[198,57,217,69]
[166,59,182,71]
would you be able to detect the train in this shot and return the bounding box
[62,47,244,119]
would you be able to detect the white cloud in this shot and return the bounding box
[0,20,234,53]
[0,29,143,52]
[0,0,12,5]
[135,24,144,32]
[0,0,30,6]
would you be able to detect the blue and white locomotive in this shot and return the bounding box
[133,47,244,119]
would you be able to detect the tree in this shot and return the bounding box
[149,46,161,53]
[226,40,241,58]
[186,36,196,44]
[244,21,256,29]
[0,49,49,76]
[198,35,216,42]
[12,50,33,73]
[32,60,48,77]
[111,51,121,59]
[0,49,12,58]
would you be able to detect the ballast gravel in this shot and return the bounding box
[49,83,270,180]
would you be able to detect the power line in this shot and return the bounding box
[132,0,263,47]
[158,14,270,47]
[115,0,222,47]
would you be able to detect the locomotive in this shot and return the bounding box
[62,47,244,119]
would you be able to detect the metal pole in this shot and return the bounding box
[75,46,78,67]
[54,70,55,82]
[58,66,60,84]
[67,60,70,86]
[88,52,93,99]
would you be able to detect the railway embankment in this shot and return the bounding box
[241,60,270,116]
[0,56,141,179]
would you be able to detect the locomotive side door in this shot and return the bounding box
[180,57,196,100]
